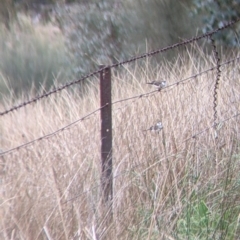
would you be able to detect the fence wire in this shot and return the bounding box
[1,54,240,157]
[1,17,240,117]
[0,17,240,239]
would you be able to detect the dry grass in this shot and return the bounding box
[0,47,240,239]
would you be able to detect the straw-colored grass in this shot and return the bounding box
[0,46,240,239]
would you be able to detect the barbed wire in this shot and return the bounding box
[210,35,222,129]
[12,109,240,207]
[113,55,240,106]
[1,53,239,157]
[1,17,240,236]
[0,104,107,157]
[1,17,240,117]
[1,109,236,224]
[184,112,240,142]
[54,110,240,205]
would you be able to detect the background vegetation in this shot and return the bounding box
[0,1,239,239]
[0,0,199,96]
[193,0,240,46]
[0,15,70,97]
[55,0,198,75]
[0,0,239,95]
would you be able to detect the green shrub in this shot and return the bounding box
[56,0,199,75]
[0,15,70,97]
[192,0,240,46]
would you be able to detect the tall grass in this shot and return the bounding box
[0,46,240,239]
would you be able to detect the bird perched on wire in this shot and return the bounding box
[146,80,167,90]
[144,121,163,132]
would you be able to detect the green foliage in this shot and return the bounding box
[176,196,240,239]
[57,2,133,75]
[175,153,240,239]
[0,16,70,97]
[177,200,210,238]
[0,0,16,30]
[56,0,198,75]
[192,0,240,46]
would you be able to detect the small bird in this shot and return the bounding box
[146,80,167,90]
[144,121,163,132]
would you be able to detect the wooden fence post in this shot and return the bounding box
[99,65,113,205]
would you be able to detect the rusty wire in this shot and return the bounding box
[113,55,240,106]
[184,112,240,143]
[210,35,222,129]
[1,54,239,157]
[1,18,240,157]
[0,104,107,156]
[1,17,240,117]
[56,108,239,205]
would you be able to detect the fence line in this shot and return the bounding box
[10,109,238,208]
[1,17,240,117]
[0,51,239,157]
[12,112,237,206]
[0,104,107,156]
[2,109,238,158]
[1,17,240,236]
[183,112,240,142]
[111,55,240,106]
